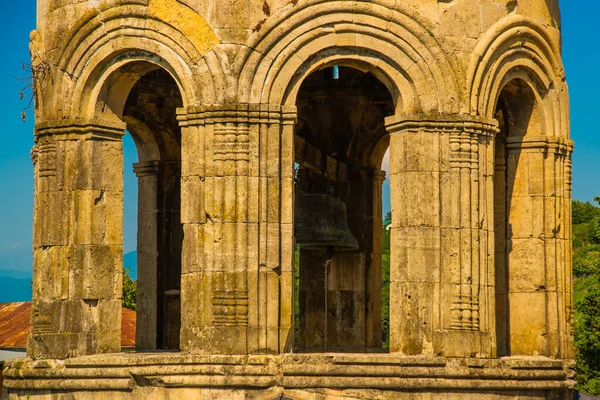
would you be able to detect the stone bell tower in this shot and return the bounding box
[4,0,575,399]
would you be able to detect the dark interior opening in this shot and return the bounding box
[293,66,394,352]
[123,68,184,351]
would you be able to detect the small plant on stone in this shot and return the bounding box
[16,60,50,123]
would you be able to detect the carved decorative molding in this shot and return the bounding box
[3,353,574,392]
[449,131,479,170]
[213,124,250,163]
[451,294,480,331]
[212,290,249,326]
[178,104,297,127]
[37,142,58,178]
[565,157,573,188]
[505,136,574,154]
[31,307,52,335]
[385,113,499,136]
[35,119,126,140]
[133,160,161,178]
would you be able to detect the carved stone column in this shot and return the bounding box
[502,136,574,357]
[564,153,575,359]
[367,170,386,348]
[441,118,497,357]
[178,104,296,354]
[385,114,497,356]
[29,119,125,359]
[133,161,160,350]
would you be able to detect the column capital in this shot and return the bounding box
[385,113,499,136]
[35,118,126,141]
[133,160,162,177]
[506,135,574,154]
[373,169,386,184]
[177,103,297,126]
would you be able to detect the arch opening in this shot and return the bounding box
[493,78,545,357]
[97,63,184,351]
[293,66,394,352]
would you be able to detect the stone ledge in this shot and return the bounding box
[3,353,575,393]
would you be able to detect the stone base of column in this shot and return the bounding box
[28,299,122,359]
[433,330,493,358]
[4,353,575,399]
[181,326,249,354]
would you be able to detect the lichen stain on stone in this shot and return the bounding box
[148,0,220,55]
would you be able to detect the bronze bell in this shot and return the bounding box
[294,191,359,251]
[294,187,312,244]
[330,197,359,250]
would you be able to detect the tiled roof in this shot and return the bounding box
[0,302,136,348]
[121,307,137,347]
[0,303,29,348]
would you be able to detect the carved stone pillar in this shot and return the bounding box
[441,118,497,357]
[502,136,573,357]
[133,161,160,351]
[367,170,386,348]
[385,114,498,356]
[178,104,296,354]
[29,119,125,359]
[564,153,575,360]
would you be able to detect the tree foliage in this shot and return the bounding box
[122,267,137,311]
[573,197,600,395]
[575,286,600,395]
[574,246,600,277]
[573,200,600,225]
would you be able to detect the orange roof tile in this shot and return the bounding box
[0,302,136,348]
[0,303,30,348]
[121,307,137,347]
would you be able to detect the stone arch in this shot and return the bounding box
[467,15,568,139]
[237,0,461,114]
[55,4,219,117]
[495,71,548,137]
[52,6,198,350]
[473,16,573,358]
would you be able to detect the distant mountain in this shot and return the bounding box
[0,251,138,303]
[0,277,32,303]
[124,251,137,280]
[0,269,33,303]
[0,269,32,280]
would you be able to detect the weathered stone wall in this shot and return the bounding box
[9,0,575,397]
[36,0,561,50]
[30,0,564,120]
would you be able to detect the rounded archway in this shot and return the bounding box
[94,60,185,351]
[492,76,563,357]
[292,65,394,351]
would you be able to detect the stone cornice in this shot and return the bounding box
[506,135,574,154]
[133,160,161,178]
[35,118,126,141]
[385,113,499,135]
[3,354,575,392]
[177,104,297,126]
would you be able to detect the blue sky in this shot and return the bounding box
[0,1,598,275]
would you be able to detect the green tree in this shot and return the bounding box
[573,196,600,394]
[575,286,600,395]
[592,217,600,244]
[573,200,600,248]
[573,247,600,277]
[573,200,600,225]
[122,267,137,310]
